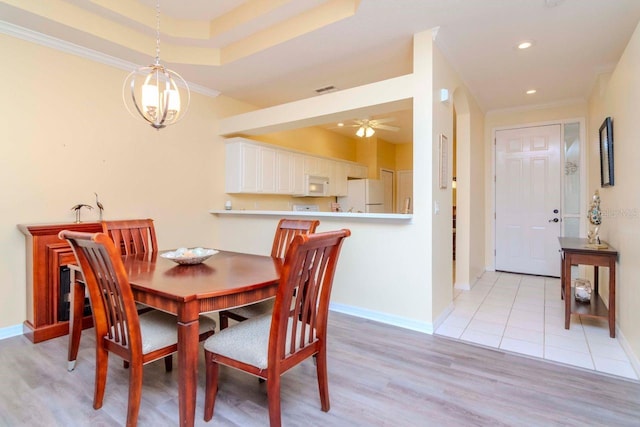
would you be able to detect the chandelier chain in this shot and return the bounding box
[154,0,160,64]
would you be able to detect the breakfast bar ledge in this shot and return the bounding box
[210,209,412,220]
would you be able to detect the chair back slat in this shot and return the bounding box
[270,219,320,260]
[269,229,350,363]
[102,219,158,256]
[60,231,142,357]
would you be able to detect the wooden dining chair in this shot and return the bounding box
[203,229,351,427]
[218,218,320,329]
[68,218,160,371]
[101,218,158,257]
[59,230,216,427]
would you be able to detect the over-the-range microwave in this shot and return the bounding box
[297,175,329,197]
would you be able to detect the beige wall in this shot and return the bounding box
[395,143,413,170]
[588,21,640,362]
[452,84,485,290]
[0,33,250,329]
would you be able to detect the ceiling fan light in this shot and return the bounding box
[356,126,365,137]
[365,126,375,137]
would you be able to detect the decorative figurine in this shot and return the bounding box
[587,190,607,248]
[71,203,93,223]
[94,192,104,221]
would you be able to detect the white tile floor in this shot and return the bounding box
[435,271,639,381]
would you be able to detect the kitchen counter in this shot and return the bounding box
[210,209,412,221]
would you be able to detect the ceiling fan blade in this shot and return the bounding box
[329,123,360,129]
[371,117,396,125]
[374,124,400,132]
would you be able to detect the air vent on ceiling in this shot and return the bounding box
[315,85,336,94]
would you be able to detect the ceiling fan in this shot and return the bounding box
[337,117,400,138]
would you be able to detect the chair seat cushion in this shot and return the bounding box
[138,311,216,354]
[204,314,316,369]
[225,298,274,318]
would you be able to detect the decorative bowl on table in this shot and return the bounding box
[160,247,219,265]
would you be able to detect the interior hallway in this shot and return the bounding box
[436,271,639,381]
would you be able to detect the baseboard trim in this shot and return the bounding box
[329,302,434,334]
[615,325,640,378]
[0,324,23,340]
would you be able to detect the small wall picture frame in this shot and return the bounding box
[599,116,614,187]
[439,134,448,189]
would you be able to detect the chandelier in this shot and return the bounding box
[356,125,375,138]
[122,1,190,130]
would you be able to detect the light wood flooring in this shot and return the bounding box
[1,311,640,426]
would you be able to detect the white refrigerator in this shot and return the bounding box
[338,179,385,213]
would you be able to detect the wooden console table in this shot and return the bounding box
[18,222,101,343]
[558,237,617,338]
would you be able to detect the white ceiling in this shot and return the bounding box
[2,0,640,143]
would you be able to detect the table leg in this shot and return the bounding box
[564,255,572,330]
[67,276,84,371]
[177,305,200,427]
[609,261,616,338]
[560,251,565,300]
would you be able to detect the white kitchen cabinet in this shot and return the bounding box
[260,146,277,193]
[225,139,276,194]
[275,150,292,194]
[332,161,348,196]
[225,141,259,193]
[349,163,369,179]
[225,137,368,196]
[291,153,306,195]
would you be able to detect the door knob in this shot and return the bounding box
[548,218,559,223]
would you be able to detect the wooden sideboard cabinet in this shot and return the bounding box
[18,222,102,343]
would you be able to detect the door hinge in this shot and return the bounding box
[494,249,496,256]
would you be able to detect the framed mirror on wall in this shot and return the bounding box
[599,116,614,187]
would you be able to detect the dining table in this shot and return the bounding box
[67,249,281,427]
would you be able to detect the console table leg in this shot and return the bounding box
[609,263,616,338]
[564,254,571,330]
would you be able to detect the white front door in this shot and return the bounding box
[495,125,562,276]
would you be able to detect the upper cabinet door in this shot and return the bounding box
[260,146,277,193]
[225,141,259,193]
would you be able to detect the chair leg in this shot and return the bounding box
[203,351,219,421]
[219,313,229,330]
[266,374,282,427]
[126,361,144,427]
[164,355,173,372]
[93,346,109,409]
[315,348,330,412]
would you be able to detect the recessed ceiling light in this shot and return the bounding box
[337,122,344,127]
[526,89,537,95]
[517,41,534,50]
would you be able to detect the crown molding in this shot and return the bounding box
[0,20,220,98]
